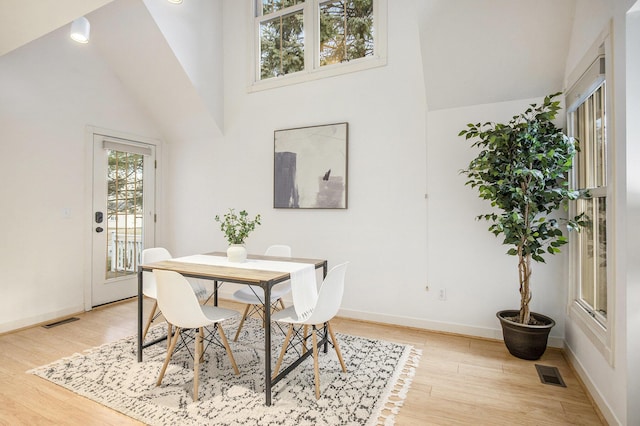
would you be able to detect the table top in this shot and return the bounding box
[139,251,326,285]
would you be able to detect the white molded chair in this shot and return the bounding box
[153,269,240,401]
[141,247,209,341]
[272,262,349,399]
[232,245,292,341]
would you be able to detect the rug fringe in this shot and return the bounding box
[368,345,422,426]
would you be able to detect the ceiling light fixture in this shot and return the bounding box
[167,0,183,4]
[70,17,90,44]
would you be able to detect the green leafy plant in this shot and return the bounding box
[214,209,262,245]
[459,92,586,325]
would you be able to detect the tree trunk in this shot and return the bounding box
[518,252,532,324]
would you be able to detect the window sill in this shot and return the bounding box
[248,56,387,93]
[568,301,613,366]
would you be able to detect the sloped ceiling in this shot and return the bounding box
[1,0,577,116]
[0,0,221,139]
[416,0,576,111]
[0,0,113,56]
[87,0,220,140]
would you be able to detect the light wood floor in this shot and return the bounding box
[0,298,604,425]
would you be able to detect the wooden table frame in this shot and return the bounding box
[137,252,327,406]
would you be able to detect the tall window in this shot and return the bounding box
[569,82,608,325]
[253,0,386,89]
[567,48,612,360]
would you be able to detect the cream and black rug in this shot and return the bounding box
[28,318,420,425]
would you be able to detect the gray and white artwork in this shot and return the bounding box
[274,123,348,209]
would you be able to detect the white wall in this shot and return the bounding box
[426,99,569,344]
[0,23,160,333]
[142,0,224,131]
[198,0,569,345]
[184,0,431,323]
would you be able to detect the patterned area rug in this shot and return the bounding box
[28,317,421,425]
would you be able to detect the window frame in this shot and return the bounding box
[250,0,387,92]
[566,32,615,365]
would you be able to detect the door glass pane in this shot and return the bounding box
[106,150,144,279]
[319,0,374,66]
[260,11,304,79]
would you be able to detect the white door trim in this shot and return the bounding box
[83,126,162,311]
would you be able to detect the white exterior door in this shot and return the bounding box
[91,134,156,306]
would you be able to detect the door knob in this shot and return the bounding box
[96,227,104,233]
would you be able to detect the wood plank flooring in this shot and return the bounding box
[0,298,604,425]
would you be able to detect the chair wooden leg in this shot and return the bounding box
[327,321,347,373]
[142,300,157,341]
[167,323,173,347]
[279,299,286,310]
[193,327,202,401]
[233,304,251,342]
[273,324,293,378]
[302,325,309,354]
[199,327,205,362]
[312,326,320,399]
[157,327,181,386]
[218,324,239,375]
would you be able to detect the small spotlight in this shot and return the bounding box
[70,17,90,44]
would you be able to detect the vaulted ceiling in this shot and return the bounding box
[0,0,113,56]
[1,0,578,112]
[414,0,576,110]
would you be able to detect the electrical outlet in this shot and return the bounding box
[438,289,446,301]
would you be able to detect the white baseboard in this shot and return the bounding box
[214,289,565,349]
[0,305,84,334]
[333,307,565,348]
[563,343,621,426]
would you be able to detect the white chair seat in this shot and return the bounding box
[271,306,299,323]
[201,305,240,323]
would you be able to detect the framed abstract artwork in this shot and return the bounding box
[274,122,348,209]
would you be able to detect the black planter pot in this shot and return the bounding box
[496,310,555,360]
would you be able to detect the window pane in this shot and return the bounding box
[319,0,374,66]
[573,83,606,190]
[594,197,607,316]
[260,0,305,16]
[260,11,304,79]
[594,84,607,187]
[577,197,607,319]
[579,198,595,308]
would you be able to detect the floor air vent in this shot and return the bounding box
[535,364,566,387]
[42,317,80,329]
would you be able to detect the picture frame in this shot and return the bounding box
[274,122,348,209]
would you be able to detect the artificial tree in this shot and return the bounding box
[459,92,586,326]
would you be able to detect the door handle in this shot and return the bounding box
[95,227,104,233]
